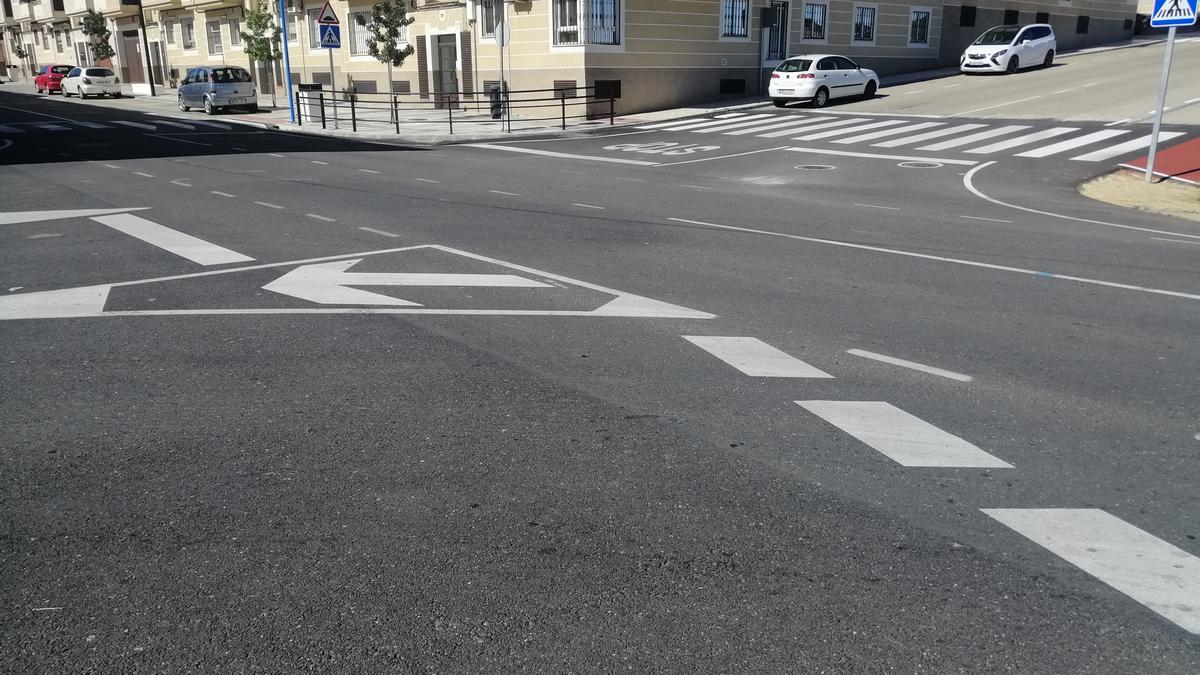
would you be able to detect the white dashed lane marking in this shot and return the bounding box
[683,336,833,378]
[846,348,973,382]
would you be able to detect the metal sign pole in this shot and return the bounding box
[1145,26,1177,183]
[500,2,509,133]
[328,44,337,130]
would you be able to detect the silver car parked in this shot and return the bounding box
[177,66,258,115]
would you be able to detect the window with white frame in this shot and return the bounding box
[229,17,241,47]
[908,7,931,45]
[480,0,498,38]
[182,18,196,50]
[348,10,370,55]
[307,9,321,49]
[286,11,298,42]
[54,29,63,53]
[553,0,620,46]
[803,2,826,40]
[164,18,175,46]
[853,5,876,42]
[206,20,223,55]
[720,0,749,38]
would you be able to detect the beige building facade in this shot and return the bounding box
[3,0,1140,113]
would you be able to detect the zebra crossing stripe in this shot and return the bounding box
[965,127,1080,154]
[833,121,945,144]
[1014,129,1131,157]
[770,117,869,138]
[793,119,909,141]
[188,120,233,130]
[1070,132,1185,161]
[919,125,1032,151]
[753,116,847,137]
[872,123,987,148]
[690,116,812,134]
[684,336,833,378]
[152,120,197,131]
[637,114,775,131]
[724,116,829,136]
[113,120,158,131]
[796,400,1013,468]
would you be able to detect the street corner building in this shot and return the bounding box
[2,0,1143,114]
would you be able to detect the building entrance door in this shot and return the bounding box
[121,30,144,83]
[433,34,458,108]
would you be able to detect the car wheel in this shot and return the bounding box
[772,99,788,108]
[1006,55,1020,74]
[78,87,87,99]
[63,88,72,98]
[204,97,215,115]
[811,87,829,108]
[35,86,42,94]
[178,94,190,112]
[1042,50,1054,68]
[112,92,122,98]
[863,81,877,99]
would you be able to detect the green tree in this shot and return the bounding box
[81,9,116,63]
[354,0,415,118]
[240,2,283,107]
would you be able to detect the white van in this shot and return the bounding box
[960,24,1057,74]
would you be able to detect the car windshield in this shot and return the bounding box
[85,68,115,77]
[51,66,73,75]
[974,26,1021,45]
[209,68,252,83]
[776,59,814,73]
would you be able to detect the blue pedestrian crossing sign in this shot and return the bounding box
[1151,0,1197,27]
[320,25,341,49]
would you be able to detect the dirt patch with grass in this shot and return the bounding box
[1079,170,1200,224]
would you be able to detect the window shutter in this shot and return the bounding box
[460,32,474,99]
[416,36,429,99]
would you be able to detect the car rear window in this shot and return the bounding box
[85,68,116,77]
[776,59,813,73]
[209,67,252,83]
[51,66,73,75]
[974,26,1020,45]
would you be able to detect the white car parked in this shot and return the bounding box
[960,24,1057,74]
[769,54,880,108]
[61,67,122,99]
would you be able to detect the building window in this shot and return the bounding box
[959,5,976,27]
[75,41,90,66]
[348,10,370,55]
[1003,9,1018,24]
[853,5,876,42]
[286,12,298,42]
[720,0,750,38]
[766,0,788,59]
[51,0,63,11]
[54,29,63,53]
[909,8,931,45]
[182,19,196,50]
[803,2,827,40]
[207,20,223,55]
[164,19,175,46]
[1036,11,1049,23]
[229,18,241,47]
[480,0,498,38]
[308,9,321,49]
[553,0,620,46]
[1076,15,1089,33]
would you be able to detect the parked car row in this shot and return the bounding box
[768,23,1057,108]
[33,64,258,114]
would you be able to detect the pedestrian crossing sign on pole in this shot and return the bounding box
[1151,0,1197,27]
[320,25,341,49]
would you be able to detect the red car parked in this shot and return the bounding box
[35,64,75,94]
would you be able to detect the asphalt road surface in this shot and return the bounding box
[2,89,1199,671]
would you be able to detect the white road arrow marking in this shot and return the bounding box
[262,258,553,306]
[0,285,110,320]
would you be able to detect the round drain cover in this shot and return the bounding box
[795,164,836,171]
[897,161,943,169]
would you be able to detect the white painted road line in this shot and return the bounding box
[983,509,1200,634]
[68,121,110,129]
[832,121,945,145]
[750,116,840,137]
[91,213,254,265]
[1014,130,1130,158]
[468,143,660,166]
[872,123,987,148]
[853,203,900,210]
[152,120,196,130]
[269,153,285,158]
[784,147,978,166]
[796,400,1012,468]
[35,123,71,131]
[690,116,808,134]
[306,213,336,222]
[965,127,1080,154]
[683,336,833,378]
[776,118,870,138]
[0,124,25,133]
[489,190,520,196]
[919,125,1032,151]
[793,119,909,141]
[1071,132,1185,162]
[254,201,284,209]
[1151,237,1200,245]
[113,120,157,131]
[959,215,1012,223]
[637,113,775,131]
[311,160,328,165]
[846,348,973,382]
[187,120,232,130]
[358,168,381,174]
[210,191,236,198]
[414,177,440,183]
[947,95,1042,118]
[134,172,155,178]
[169,180,192,187]
[573,203,606,209]
[358,227,400,237]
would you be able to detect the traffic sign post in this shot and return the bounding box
[1145,0,1196,182]
[315,4,341,130]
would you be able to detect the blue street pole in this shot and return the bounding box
[278,0,296,124]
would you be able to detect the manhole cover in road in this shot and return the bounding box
[898,161,943,169]
[795,164,836,171]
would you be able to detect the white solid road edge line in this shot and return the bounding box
[982,508,1200,634]
[846,348,973,382]
[467,143,660,166]
[797,400,1012,468]
[683,336,833,378]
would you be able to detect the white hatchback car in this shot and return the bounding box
[960,24,1057,74]
[769,54,880,108]
[61,66,122,98]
